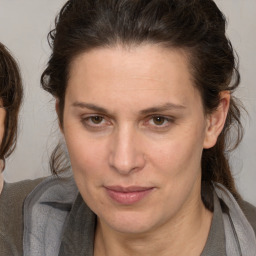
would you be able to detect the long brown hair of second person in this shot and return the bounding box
[0,42,23,171]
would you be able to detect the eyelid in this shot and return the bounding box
[148,114,174,121]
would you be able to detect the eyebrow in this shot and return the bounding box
[72,102,186,115]
[139,103,186,115]
[72,102,109,114]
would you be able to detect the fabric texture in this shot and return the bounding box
[23,176,78,256]
[0,178,43,256]
[22,176,256,256]
[201,190,226,255]
[214,184,256,256]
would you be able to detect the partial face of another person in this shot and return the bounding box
[0,102,6,193]
[0,100,6,146]
[62,44,227,234]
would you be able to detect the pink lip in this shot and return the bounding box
[105,186,154,205]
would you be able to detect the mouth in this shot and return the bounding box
[104,186,155,205]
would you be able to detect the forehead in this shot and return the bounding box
[66,44,201,110]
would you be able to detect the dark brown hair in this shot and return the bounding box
[41,0,243,206]
[0,42,23,165]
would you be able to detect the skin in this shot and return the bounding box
[0,104,6,194]
[0,173,3,195]
[61,44,230,256]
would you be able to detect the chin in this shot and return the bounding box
[99,210,160,234]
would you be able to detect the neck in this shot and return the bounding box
[94,197,212,256]
[0,173,3,195]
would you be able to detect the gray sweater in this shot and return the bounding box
[0,179,43,256]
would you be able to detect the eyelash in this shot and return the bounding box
[81,115,174,130]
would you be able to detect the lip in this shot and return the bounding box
[105,186,154,205]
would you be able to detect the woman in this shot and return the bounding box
[24,0,256,255]
[0,43,43,255]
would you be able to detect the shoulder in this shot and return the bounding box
[240,200,256,235]
[0,177,45,212]
[0,177,45,215]
[24,175,78,206]
[2,178,44,200]
[0,177,45,255]
[23,175,78,256]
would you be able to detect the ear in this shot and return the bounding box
[55,98,64,134]
[203,91,230,149]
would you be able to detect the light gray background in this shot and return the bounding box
[0,0,255,205]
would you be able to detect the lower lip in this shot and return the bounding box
[105,188,154,205]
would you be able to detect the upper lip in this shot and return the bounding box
[105,186,154,192]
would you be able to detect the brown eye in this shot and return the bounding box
[152,116,166,125]
[81,115,112,130]
[90,116,103,124]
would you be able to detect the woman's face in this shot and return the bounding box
[62,45,214,234]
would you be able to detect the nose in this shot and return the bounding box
[109,126,146,175]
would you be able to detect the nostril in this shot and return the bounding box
[109,151,146,175]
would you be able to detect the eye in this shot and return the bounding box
[151,116,167,126]
[149,116,171,126]
[81,115,110,129]
[90,116,104,124]
[143,115,174,131]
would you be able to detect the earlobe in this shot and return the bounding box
[203,91,230,149]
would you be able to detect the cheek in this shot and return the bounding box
[146,124,205,200]
[65,132,107,182]
[149,137,203,204]
[149,129,204,173]
[65,136,111,212]
[149,141,201,190]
